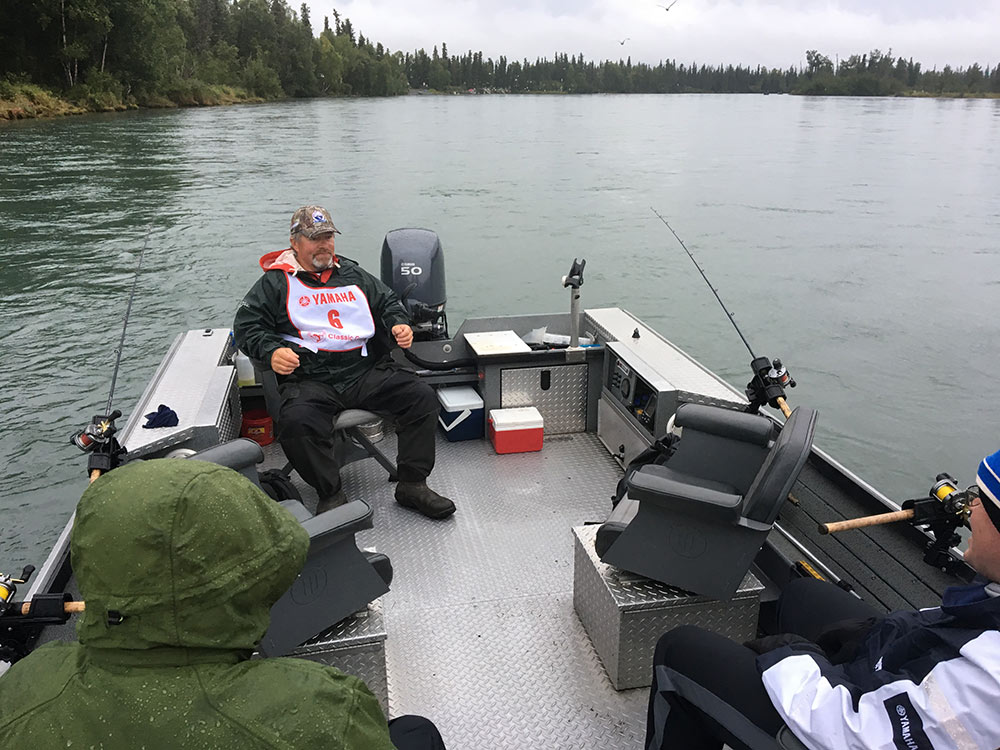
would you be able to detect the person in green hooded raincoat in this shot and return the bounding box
[0,458,445,749]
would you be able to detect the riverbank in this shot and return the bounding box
[4,82,997,121]
[0,83,88,119]
[0,81,262,121]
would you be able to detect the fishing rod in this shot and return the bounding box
[70,226,153,482]
[0,563,86,663]
[771,522,861,598]
[2,232,152,661]
[818,472,974,578]
[650,207,795,418]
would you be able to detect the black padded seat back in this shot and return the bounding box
[598,403,818,600]
[674,403,775,445]
[743,406,817,524]
[187,438,264,486]
[667,404,775,494]
[188,409,392,657]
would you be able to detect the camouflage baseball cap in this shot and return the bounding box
[289,205,341,239]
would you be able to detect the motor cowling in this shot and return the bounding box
[380,228,448,340]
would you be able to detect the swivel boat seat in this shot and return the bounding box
[254,360,399,493]
[186,438,393,657]
[595,402,817,600]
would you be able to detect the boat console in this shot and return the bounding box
[586,307,746,467]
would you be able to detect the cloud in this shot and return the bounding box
[306,0,1000,69]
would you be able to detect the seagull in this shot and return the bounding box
[657,0,679,10]
[618,37,630,45]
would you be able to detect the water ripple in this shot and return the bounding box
[1,96,999,569]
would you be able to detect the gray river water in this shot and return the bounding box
[1,93,998,569]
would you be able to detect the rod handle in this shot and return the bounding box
[775,396,792,418]
[819,509,916,535]
[18,600,86,615]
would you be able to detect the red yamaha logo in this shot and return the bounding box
[299,296,310,307]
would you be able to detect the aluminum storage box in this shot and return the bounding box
[437,385,485,442]
[572,524,763,690]
[117,328,241,459]
[286,600,389,715]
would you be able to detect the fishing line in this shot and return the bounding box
[104,225,153,415]
[650,207,795,416]
[649,206,756,358]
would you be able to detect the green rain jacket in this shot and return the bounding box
[0,459,395,749]
[234,249,410,393]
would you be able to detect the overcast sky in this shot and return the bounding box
[304,0,999,71]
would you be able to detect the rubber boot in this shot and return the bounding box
[395,481,456,519]
[315,487,347,515]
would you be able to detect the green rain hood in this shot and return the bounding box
[0,459,395,749]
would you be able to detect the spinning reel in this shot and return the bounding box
[70,409,127,479]
[745,356,796,416]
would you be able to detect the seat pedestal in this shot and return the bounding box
[573,525,763,690]
[285,600,389,716]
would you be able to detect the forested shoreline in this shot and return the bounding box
[2,1,998,121]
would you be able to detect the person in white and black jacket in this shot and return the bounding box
[645,449,1000,750]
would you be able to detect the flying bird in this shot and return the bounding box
[657,0,679,10]
[618,37,630,45]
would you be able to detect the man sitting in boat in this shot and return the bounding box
[646,450,1000,750]
[234,205,456,518]
[0,459,446,749]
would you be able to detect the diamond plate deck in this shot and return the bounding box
[36,312,967,750]
[263,429,653,748]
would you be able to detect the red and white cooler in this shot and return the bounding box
[487,407,544,454]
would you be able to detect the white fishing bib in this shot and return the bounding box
[283,274,376,355]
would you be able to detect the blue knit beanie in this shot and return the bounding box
[975,450,1000,533]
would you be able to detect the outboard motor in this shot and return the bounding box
[380,228,448,341]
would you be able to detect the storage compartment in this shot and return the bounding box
[501,363,588,434]
[572,524,762,690]
[488,407,544,454]
[597,396,652,469]
[437,386,485,442]
[116,328,241,459]
[286,600,389,716]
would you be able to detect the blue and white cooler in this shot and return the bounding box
[437,386,485,442]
